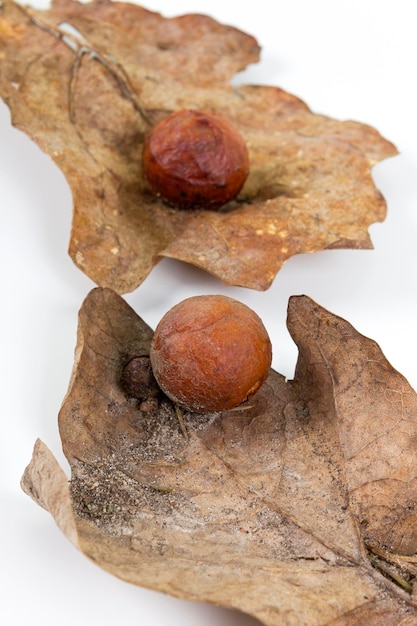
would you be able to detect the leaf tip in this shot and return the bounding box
[21,438,79,548]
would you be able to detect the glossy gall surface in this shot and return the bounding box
[142,110,250,210]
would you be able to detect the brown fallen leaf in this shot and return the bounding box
[0,0,397,292]
[22,288,417,625]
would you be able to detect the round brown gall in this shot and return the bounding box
[149,295,272,413]
[142,110,249,210]
[121,356,160,400]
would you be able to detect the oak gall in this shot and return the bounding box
[121,356,160,400]
[149,295,272,413]
[142,110,249,210]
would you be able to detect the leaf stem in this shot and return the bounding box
[15,2,153,127]
[366,544,414,594]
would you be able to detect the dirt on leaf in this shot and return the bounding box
[22,288,417,626]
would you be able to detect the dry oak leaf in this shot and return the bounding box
[0,0,397,293]
[22,288,417,626]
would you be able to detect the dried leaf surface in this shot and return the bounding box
[22,288,417,625]
[0,0,397,292]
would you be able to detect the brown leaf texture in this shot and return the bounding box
[0,0,397,292]
[22,288,417,625]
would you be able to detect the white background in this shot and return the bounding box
[1,1,416,624]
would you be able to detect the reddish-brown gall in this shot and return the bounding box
[142,109,250,210]
[149,295,272,413]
